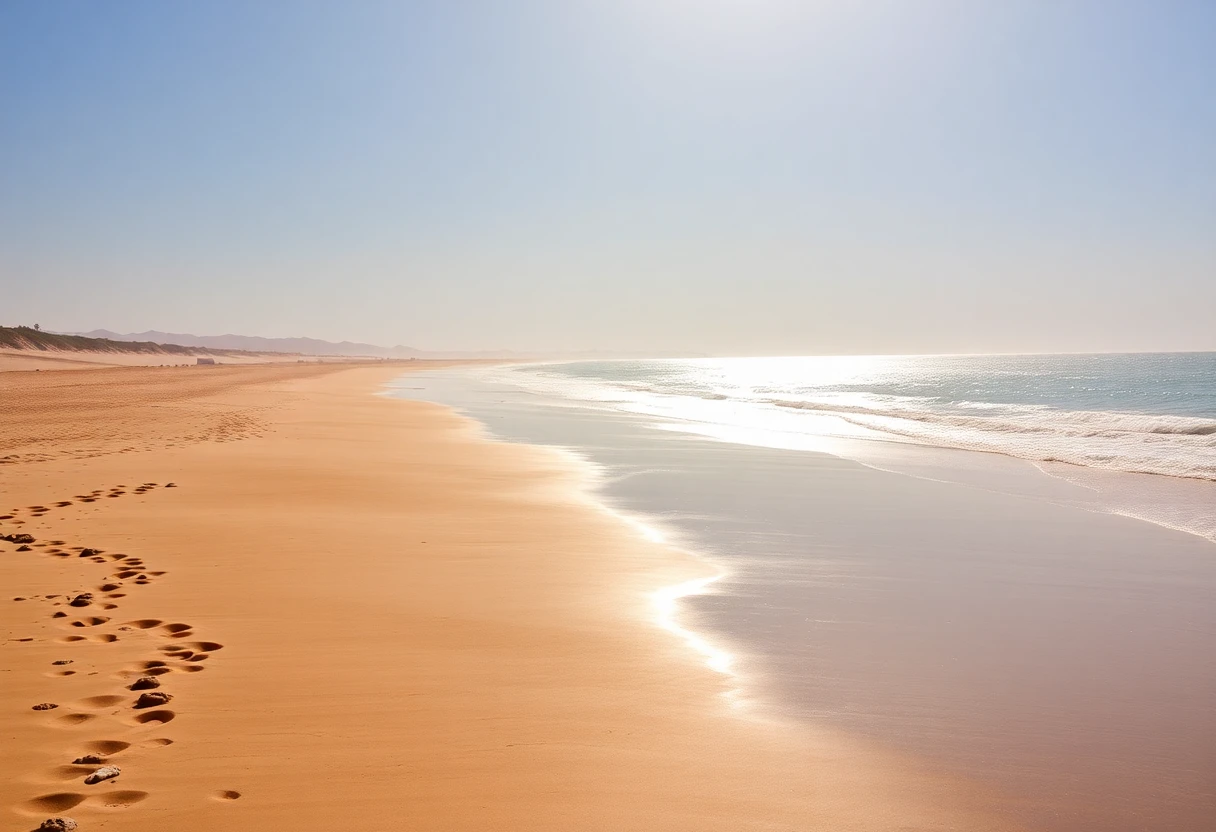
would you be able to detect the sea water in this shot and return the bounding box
[492,352,1216,542]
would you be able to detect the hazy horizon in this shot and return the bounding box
[2,1,1213,355]
[16,324,1216,360]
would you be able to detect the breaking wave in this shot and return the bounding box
[500,353,1216,484]
[769,398,1216,480]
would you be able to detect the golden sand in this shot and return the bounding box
[0,362,1020,831]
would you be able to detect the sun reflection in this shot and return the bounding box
[592,503,742,705]
[652,574,735,678]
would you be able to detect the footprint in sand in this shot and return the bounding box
[76,695,126,710]
[51,713,97,728]
[19,790,149,814]
[121,619,163,630]
[78,740,131,756]
[44,764,99,782]
[211,790,242,801]
[19,792,86,813]
[131,709,175,726]
[91,789,148,808]
[68,617,110,628]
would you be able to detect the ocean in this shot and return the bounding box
[517,352,1216,478]
[389,352,1216,832]
[490,352,1216,543]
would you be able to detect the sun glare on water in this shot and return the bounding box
[653,575,736,679]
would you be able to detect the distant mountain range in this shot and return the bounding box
[78,329,432,358]
[65,329,701,361]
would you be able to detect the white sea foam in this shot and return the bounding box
[486,359,1216,483]
[768,397,1216,480]
[476,355,1216,543]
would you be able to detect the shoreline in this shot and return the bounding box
[0,362,1021,831]
[469,357,1216,545]
[392,363,1216,832]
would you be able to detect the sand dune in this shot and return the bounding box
[0,363,1021,831]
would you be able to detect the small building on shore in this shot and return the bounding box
[196,357,216,365]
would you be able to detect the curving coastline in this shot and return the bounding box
[0,362,1021,831]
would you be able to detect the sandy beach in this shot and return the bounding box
[0,362,1021,831]
[0,349,319,374]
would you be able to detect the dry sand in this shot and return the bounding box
[0,362,1022,831]
[0,348,324,373]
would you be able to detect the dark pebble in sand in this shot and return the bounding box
[39,819,77,832]
[32,702,58,710]
[133,691,172,708]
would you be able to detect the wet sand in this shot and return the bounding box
[0,363,1018,831]
[393,367,1216,832]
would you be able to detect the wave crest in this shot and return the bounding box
[769,398,1216,480]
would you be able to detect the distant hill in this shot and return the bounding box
[56,328,699,361]
[0,326,262,357]
[79,329,423,358]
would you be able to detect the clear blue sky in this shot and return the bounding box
[1,1,1213,354]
